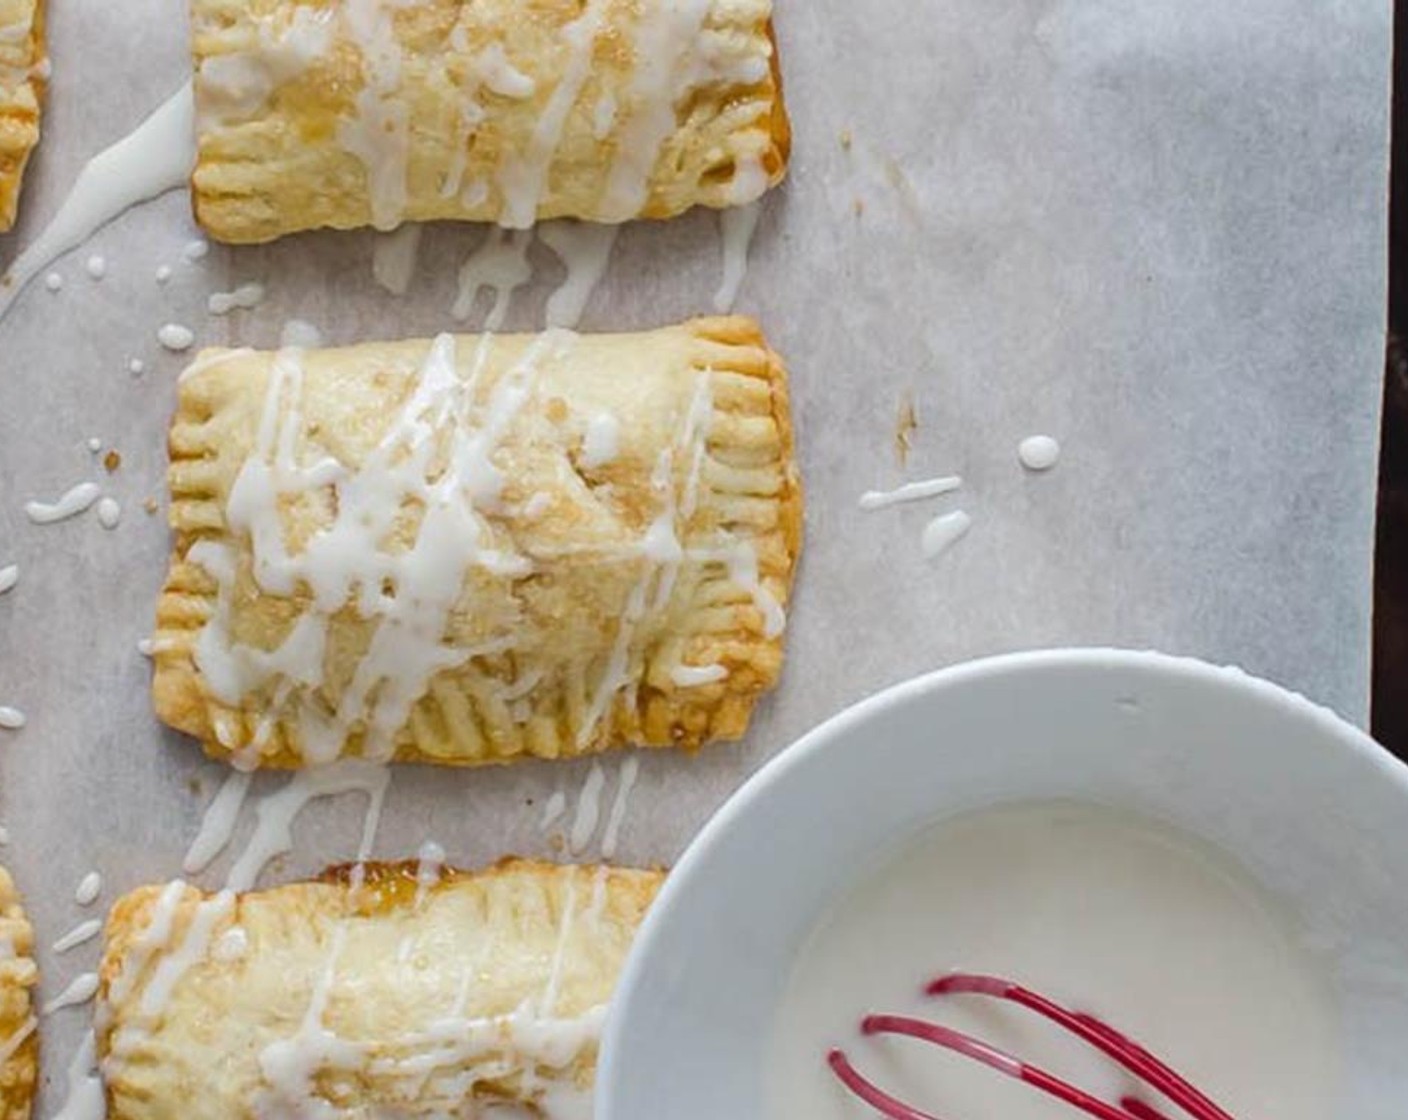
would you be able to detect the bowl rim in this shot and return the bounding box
[596,646,1408,1112]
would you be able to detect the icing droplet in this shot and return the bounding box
[155,264,173,283]
[158,323,196,351]
[859,476,962,511]
[183,238,210,262]
[128,358,146,375]
[921,510,973,560]
[42,972,100,1015]
[0,707,25,730]
[74,871,103,906]
[43,272,63,292]
[208,281,266,315]
[84,254,107,280]
[86,437,102,453]
[0,565,17,595]
[53,919,103,955]
[25,482,101,524]
[1018,434,1061,472]
[96,497,122,530]
[540,790,568,830]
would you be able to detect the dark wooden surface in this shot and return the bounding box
[1372,5,1406,753]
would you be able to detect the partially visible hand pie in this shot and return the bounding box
[190,0,790,242]
[0,0,45,232]
[0,867,36,1120]
[153,316,802,768]
[98,859,663,1119]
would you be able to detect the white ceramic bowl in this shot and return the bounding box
[597,649,1408,1119]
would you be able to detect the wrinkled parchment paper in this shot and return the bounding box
[0,0,1389,1110]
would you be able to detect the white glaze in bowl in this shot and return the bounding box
[597,649,1408,1119]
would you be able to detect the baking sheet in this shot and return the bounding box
[0,0,1390,1110]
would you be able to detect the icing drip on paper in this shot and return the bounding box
[53,919,103,955]
[453,227,534,326]
[372,223,423,295]
[922,510,973,559]
[0,82,194,318]
[50,1031,104,1120]
[859,475,963,511]
[539,221,619,329]
[183,769,254,875]
[569,763,608,854]
[714,202,762,312]
[208,282,266,315]
[74,871,103,906]
[25,482,100,524]
[42,972,100,1015]
[600,755,640,859]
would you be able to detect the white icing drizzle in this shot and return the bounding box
[922,509,973,560]
[539,221,619,329]
[539,790,568,831]
[42,971,100,1015]
[280,319,324,349]
[0,565,17,594]
[74,870,103,906]
[24,481,100,524]
[84,254,107,280]
[338,0,415,231]
[0,82,194,318]
[53,919,104,955]
[859,475,963,511]
[50,1031,104,1120]
[599,0,715,222]
[192,333,579,763]
[1019,433,1062,471]
[413,840,446,908]
[579,411,621,470]
[208,281,267,315]
[183,769,254,875]
[720,539,785,638]
[136,890,234,1017]
[670,663,727,687]
[225,760,391,891]
[714,201,762,312]
[183,239,210,263]
[568,763,607,855]
[496,0,610,229]
[212,926,249,962]
[0,707,24,730]
[600,755,640,859]
[372,223,423,295]
[196,6,334,125]
[96,497,122,530]
[158,323,196,351]
[452,227,534,326]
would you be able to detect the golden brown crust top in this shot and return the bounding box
[99,860,663,1119]
[0,0,46,232]
[191,0,789,242]
[153,316,802,769]
[0,867,37,1120]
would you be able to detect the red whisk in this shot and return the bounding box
[827,973,1238,1120]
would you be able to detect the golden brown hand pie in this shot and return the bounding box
[98,860,662,1119]
[153,316,802,769]
[0,867,36,1120]
[0,0,45,232]
[191,0,790,243]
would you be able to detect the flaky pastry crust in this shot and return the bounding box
[0,867,36,1120]
[0,0,45,232]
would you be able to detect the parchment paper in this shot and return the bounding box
[0,0,1390,1111]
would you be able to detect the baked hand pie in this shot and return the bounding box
[98,860,662,1119]
[0,0,45,232]
[0,867,36,1120]
[191,0,790,243]
[153,316,801,769]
